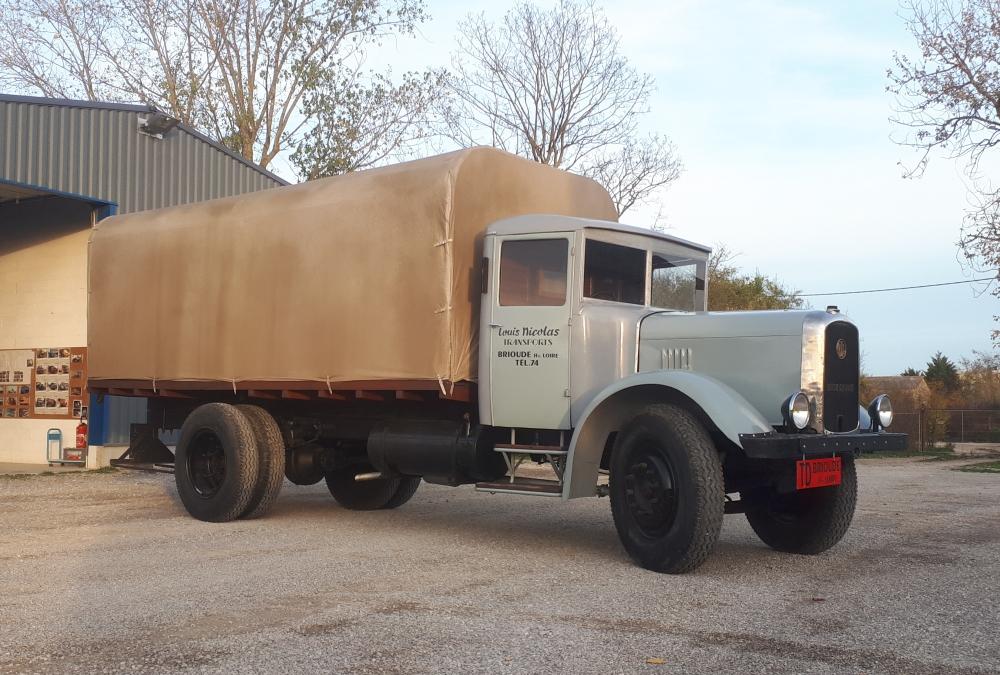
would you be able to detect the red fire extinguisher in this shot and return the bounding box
[76,417,88,449]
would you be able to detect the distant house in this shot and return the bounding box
[862,376,932,412]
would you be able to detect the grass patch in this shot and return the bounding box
[86,466,117,475]
[0,467,117,479]
[864,445,957,461]
[955,461,1000,474]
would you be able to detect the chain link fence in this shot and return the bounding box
[892,409,1000,450]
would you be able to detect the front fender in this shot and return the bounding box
[563,371,773,499]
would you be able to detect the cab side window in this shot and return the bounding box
[651,255,699,311]
[583,240,645,304]
[498,239,568,306]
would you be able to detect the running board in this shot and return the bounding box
[475,477,563,497]
[493,443,567,456]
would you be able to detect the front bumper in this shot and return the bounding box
[738,430,908,460]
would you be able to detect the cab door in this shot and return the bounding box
[487,234,573,429]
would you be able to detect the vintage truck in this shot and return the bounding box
[90,147,906,573]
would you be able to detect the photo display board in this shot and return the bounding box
[0,348,88,420]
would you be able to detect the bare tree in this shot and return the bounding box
[104,0,217,129]
[443,0,681,215]
[889,0,1000,174]
[292,69,446,179]
[0,0,428,169]
[889,0,1000,338]
[0,0,112,100]
[583,135,682,217]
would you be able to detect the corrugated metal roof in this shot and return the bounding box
[0,94,287,214]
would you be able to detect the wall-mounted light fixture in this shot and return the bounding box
[137,111,180,139]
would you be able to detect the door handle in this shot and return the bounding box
[489,323,503,328]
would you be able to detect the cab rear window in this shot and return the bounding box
[583,240,645,305]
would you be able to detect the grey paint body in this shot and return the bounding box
[479,215,859,499]
[638,310,841,428]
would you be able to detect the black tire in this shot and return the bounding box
[325,467,412,511]
[381,477,421,509]
[609,404,724,574]
[235,405,286,519]
[744,455,857,554]
[175,403,260,522]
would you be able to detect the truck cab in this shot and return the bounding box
[472,215,905,570]
[481,214,709,431]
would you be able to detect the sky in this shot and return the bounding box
[283,0,998,375]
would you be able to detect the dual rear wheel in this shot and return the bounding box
[175,403,267,522]
[174,403,420,522]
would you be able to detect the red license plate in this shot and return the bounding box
[796,457,842,490]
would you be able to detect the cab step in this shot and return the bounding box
[493,443,567,456]
[475,477,563,497]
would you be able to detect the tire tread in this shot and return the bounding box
[175,403,259,523]
[326,469,402,510]
[745,456,857,554]
[610,403,724,573]
[235,405,285,519]
[381,477,421,509]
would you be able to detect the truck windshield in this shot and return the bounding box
[651,255,700,311]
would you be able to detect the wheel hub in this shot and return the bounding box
[623,446,678,536]
[187,430,226,498]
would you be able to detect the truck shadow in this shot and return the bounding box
[263,484,771,576]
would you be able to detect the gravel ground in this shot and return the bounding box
[0,458,998,675]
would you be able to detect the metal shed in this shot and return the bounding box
[0,94,287,465]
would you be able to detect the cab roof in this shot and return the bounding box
[487,214,712,254]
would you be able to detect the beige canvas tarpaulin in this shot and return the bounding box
[88,147,617,390]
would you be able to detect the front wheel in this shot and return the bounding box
[744,455,857,554]
[609,404,724,574]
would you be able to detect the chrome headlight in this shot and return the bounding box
[868,394,893,430]
[782,391,812,431]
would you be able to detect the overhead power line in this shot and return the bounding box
[797,275,997,298]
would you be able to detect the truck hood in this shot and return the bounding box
[639,309,840,341]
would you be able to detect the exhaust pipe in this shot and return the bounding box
[354,471,383,481]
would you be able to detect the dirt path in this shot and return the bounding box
[1,458,998,674]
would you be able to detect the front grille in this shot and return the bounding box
[823,321,859,432]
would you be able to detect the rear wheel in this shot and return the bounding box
[609,404,724,574]
[381,477,421,509]
[325,466,418,510]
[175,403,259,522]
[235,405,286,519]
[744,455,857,554]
